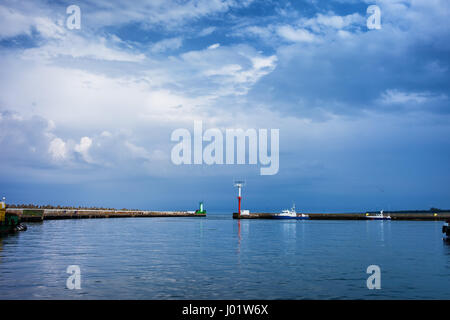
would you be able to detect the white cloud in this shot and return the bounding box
[304,13,363,31]
[82,0,254,30]
[379,90,448,105]
[199,26,216,36]
[201,54,277,94]
[33,16,65,39]
[124,141,153,162]
[151,37,183,53]
[204,64,242,77]
[181,45,277,96]
[208,43,220,50]
[0,4,64,39]
[49,138,67,160]
[0,5,34,38]
[74,136,93,163]
[22,34,146,62]
[237,12,364,45]
[0,54,212,129]
[251,56,277,70]
[245,25,274,39]
[276,25,316,42]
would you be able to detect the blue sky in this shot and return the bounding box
[0,0,449,212]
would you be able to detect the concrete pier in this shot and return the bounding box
[7,208,205,222]
[233,212,450,221]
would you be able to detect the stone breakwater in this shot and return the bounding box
[7,208,205,222]
[233,212,450,220]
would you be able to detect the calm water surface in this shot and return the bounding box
[0,214,449,299]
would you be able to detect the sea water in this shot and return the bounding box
[0,215,449,299]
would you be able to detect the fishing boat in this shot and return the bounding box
[273,204,309,220]
[0,197,27,235]
[366,210,391,220]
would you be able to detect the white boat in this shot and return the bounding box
[273,204,309,220]
[443,220,449,241]
[366,210,391,220]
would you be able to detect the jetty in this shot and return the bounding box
[233,211,450,221]
[7,208,206,222]
[230,181,450,221]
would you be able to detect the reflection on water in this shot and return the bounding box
[199,218,204,239]
[237,220,241,255]
[236,219,249,255]
[364,220,393,243]
[238,220,241,242]
[0,237,3,263]
[282,220,296,239]
[0,217,448,299]
[379,221,384,242]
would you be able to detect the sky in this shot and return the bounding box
[0,0,449,213]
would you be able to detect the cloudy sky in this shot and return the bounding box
[0,0,449,212]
